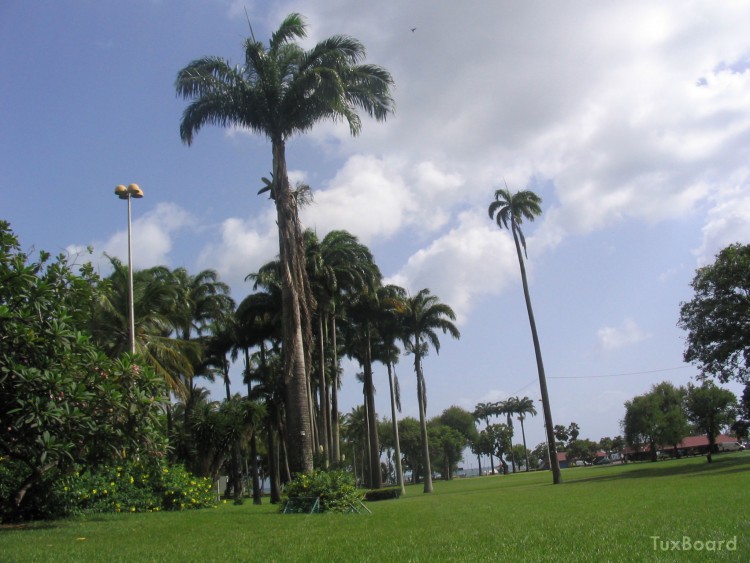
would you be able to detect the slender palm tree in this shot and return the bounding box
[495,398,519,472]
[342,291,384,488]
[176,13,395,474]
[322,232,380,464]
[399,289,460,493]
[373,284,408,494]
[489,187,561,484]
[472,402,497,473]
[514,396,537,472]
[342,405,370,486]
[305,229,380,465]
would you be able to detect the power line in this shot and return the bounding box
[549,365,692,380]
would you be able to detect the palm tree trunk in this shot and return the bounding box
[519,416,530,471]
[273,138,313,475]
[317,315,330,467]
[506,414,516,473]
[250,432,262,504]
[387,361,405,494]
[362,395,372,486]
[330,315,341,464]
[243,348,262,504]
[268,424,281,503]
[363,324,382,489]
[511,222,561,484]
[415,354,433,493]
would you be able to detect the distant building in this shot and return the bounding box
[624,434,741,461]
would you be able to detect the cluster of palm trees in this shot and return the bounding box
[473,397,538,474]
[93,227,459,497]
[244,232,460,494]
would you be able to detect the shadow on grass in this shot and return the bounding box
[0,512,140,532]
[564,454,750,486]
[0,522,58,532]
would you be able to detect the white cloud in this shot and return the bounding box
[96,202,193,270]
[597,319,649,351]
[298,1,750,251]
[385,211,519,324]
[196,211,279,287]
[301,154,465,244]
[694,177,750,265]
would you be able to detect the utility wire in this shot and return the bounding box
[549,365,691,380]
[505,366,692,398]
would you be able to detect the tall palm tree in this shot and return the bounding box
[373,284,408,494]
[322,232,380,464]
[495,397,519,472]
[472,402,497,474]
[399,289,460,493]
[176,13,395,474]
[342,291,384,488]
[305,229,380,465]
[342,405,369,486]
[489,187,561,484]
[514,396,537,472]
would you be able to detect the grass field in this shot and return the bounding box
[2,452,748,562]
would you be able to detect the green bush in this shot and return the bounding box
[363,486,402,501]
[282,470,362,513]
[0,458,71,521]
[59,459,216,515]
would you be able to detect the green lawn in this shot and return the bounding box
[2,453,749,562]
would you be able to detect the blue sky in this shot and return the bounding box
[3,1,750,459]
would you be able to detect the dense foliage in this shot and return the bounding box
[679,243,750,383]
[60,459,216,514]
[281,470,362,513]
[622,382,689,461]
[684,381,737,458]
[0,222,171,521]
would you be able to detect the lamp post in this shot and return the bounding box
[114,183,144,354]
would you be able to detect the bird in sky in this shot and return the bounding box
[411,27,416,32]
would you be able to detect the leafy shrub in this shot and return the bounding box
[0,458,72,521]
[0,222,169,522]
[282,470,362,513]
[363,487,402,502]
[59,459,216,514]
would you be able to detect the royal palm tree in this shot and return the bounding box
[322,232,380,464]
[176,13,395,474]
[305,229,380,465]
[341,406,369,485]
[373,284,408,494]
[496,398,519,472]
[489,187,561,484]
[399,289,460,493]
[514,396,537,471]
[473,401,498,473]
[342,292,384,488]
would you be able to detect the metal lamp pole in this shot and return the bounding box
[114,183,144,354]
